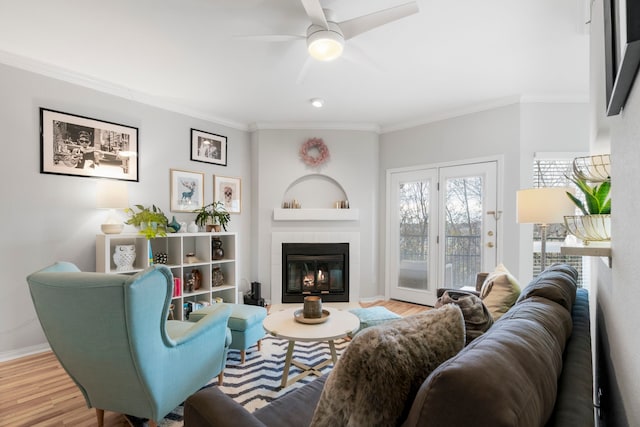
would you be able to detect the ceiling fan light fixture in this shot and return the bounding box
[307,28,344,61]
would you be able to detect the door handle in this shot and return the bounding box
[487,210,502,220]
[487,242,495,248]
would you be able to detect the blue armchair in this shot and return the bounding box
[27,262,232,427]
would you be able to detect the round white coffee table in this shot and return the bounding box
[263,306,360,388]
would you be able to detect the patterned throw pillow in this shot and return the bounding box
[310,305,465,427]
[480,263,521,320]
[435,290,493,345]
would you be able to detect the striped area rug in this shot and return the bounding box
[156,336,349,426]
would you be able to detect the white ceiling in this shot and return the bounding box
[0,0,590,132]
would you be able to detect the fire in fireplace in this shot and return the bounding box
[282,243,349,303]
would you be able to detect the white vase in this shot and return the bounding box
[113,244,136,271]
[187,221,199,233]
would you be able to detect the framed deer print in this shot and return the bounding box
[170,169,204,212]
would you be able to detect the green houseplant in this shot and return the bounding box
[125,204,169,239]
[564,175,611,243]
[194,202,231,232]
[566,177,611,215]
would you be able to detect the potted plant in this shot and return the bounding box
[564,176,611,243]
[194,202,231,232]
[125,204,169,239]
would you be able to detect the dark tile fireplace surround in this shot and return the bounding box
[282,242,349,303]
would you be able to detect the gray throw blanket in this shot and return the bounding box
[435,290,494,345]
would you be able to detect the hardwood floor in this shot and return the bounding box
[0,300,427,427]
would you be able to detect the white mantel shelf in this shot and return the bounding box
[561,243,612,267]
[273,208,359,221]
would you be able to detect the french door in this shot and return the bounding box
[387,161,498,306]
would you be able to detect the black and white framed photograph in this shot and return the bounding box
[170,169,204,212]
[40,108,138,181]
[604,0,640,116]
[191,128,227,166]
[214,175,241,213]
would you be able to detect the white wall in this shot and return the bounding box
[251,128,379,302]
[379,102,589,288]
[590,1,640,425]
[518,102,590,283]
[0,62,252,359]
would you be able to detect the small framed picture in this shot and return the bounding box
[40,108,138,181]
[214,175,241,213]
[170,169,204,212]
[191,128,227,166]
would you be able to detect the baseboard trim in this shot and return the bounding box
[359,295,385,303]
[0,343,51,362]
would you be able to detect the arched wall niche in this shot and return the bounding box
[281,173,348,209]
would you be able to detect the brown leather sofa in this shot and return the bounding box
[184,264,594,427]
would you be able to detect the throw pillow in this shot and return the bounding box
[310,304,465,427]
[435,290,493,345]
[480,263,521,320]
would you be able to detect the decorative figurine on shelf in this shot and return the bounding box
[212,237,224,260]
[113,244,136,271]
[184,269,201,293]
[185,252,199,264]
[187,221,199,233]
[212,266,224,287]
[154,252,168,264]
[168,216,181,233]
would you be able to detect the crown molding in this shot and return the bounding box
[248,121,381,133]
[0,50,249,131]
[0,50,588,135]
[381,94,589,134]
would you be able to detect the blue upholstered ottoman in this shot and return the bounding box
[190,303,267,363]
[348,306,401,335]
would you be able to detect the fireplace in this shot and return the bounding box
[282,243,349,303]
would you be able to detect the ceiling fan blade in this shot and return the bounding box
[296,56,314,85]
[339,1,419,40]
[341,43,384,74]
[301,0,328,28]
[234,34,305,42]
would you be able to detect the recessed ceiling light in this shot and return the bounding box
[310,98,325,108]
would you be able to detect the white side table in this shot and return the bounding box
[263,306,360,388]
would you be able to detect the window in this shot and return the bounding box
[532,157,587,287]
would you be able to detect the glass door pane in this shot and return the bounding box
[398,179,430,290]
[388,168,438,306]
[443,175,483,287]
[439,162,497,288]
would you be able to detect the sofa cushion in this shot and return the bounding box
[480,263,521,320]
[435,290,493,345]
[403,297,573,427]
[254,375,328,427]
[310,304,465,427]
[517,263,578,311]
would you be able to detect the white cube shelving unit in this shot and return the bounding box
[96,232,238,320]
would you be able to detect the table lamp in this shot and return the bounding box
[97,180,129,234]
[516,187,575,270]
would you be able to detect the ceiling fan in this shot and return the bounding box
[301,0,419,61]
[239,0,419,63]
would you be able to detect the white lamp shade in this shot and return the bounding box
[96,180,129,209]
[516,187,576,225]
